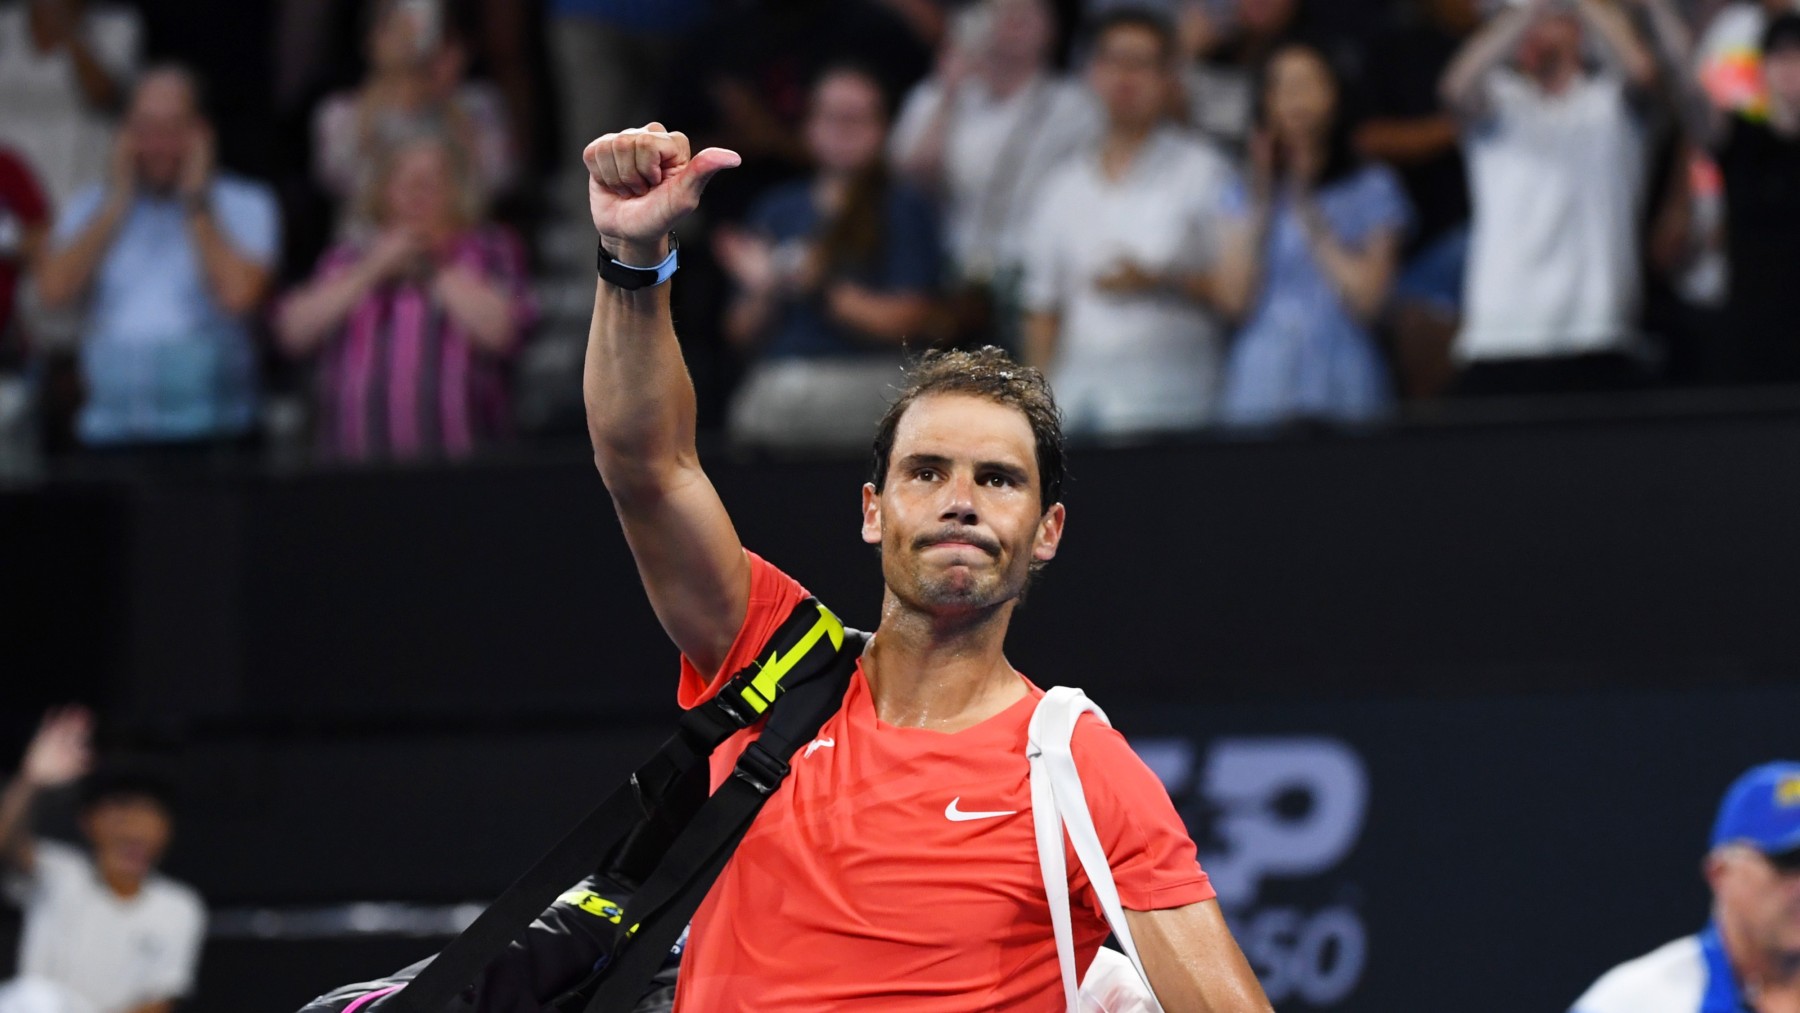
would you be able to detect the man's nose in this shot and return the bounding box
[938,473,978,524]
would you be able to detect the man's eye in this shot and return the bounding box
[915,468,939,481]
[983,474,1014,488]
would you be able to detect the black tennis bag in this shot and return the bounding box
[297,599,864,1013]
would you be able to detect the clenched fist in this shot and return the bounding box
[585,123,740,264]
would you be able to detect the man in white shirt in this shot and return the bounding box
[1440,0,1663,394]
[1021,8,1236,437]
[890,0,1101,286]
[1571,761,1800,1013]
[0,707,205,1013]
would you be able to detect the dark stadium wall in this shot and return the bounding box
[7,406,1800,1011]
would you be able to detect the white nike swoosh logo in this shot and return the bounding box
[945,797,1018,822]
[803,737,835,759]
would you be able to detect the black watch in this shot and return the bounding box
[597,234,679,290]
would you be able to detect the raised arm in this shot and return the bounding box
[583,125,749,675]
[1440,0,1548,117]
[0,706,94,876]
[1573,0,1659,93]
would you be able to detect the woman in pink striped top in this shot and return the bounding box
[277,130,534,461]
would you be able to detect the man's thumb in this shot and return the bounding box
[679,147,742,202]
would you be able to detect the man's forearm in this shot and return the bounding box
[1355,116,1462,166]
[584,238,700,491]
[1575,0,1658,89]
[187,208,270,316]
[65,32,122,112]
[37,196,128,308]
[0,776,40,868]
[1441,6,1535,111]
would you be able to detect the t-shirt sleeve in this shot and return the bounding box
[1334,165,1414,247]
[676,551,813,709]
[887,79,942,165]
[1069,718,1215,913]
[8,837,89,908]
[51,185,106,247]
[142,885,207,998]
[88,8,142,82]
[1181,152,1237,268]
[217,182,282,268]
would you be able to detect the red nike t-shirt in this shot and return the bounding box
[671,552,1214,1011]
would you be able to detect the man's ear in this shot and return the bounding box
[861,483,882,546]
[1033,502,1066,563]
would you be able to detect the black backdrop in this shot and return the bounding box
[6,406,1800,1011]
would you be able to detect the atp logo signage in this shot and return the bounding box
[1136,736,1370,1007]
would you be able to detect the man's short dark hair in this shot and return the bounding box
[1086,6,1178,64]
[870,347,1066,512]
[79,767,178,818]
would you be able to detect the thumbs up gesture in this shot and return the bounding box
[584,123,741,263]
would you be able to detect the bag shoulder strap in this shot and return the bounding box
[1028,686,1161,1012]
[580,625,866,1012]
[387,597,856,1013]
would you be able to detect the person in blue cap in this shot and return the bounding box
[1571,761,1800,1013]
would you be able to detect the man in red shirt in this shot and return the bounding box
[581,122,1271,1011]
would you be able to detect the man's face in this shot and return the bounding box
[989,0,1054,66]
[1518,10,1582,78]
[1710,845,1800,953]
[862,393,1064,615]
[1089,24,1173,129]
[804,71,888,175]
[124,74,200,191]
[80,796,172,888]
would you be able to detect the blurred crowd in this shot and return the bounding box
[0,0,1796,467]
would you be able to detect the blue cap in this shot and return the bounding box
[1711,762,1800,854]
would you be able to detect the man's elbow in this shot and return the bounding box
[216,273,272,318]
[592,448,691,507]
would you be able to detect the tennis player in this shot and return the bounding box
[580,123,1271,1011]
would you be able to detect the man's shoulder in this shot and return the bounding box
[1570,934,1707,1013]
[1158,129,1235,184]
[29,837,93,880]
[143,871,206,922]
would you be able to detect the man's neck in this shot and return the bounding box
[981,61,1040,100]
[100,867,144,900]
[1101,122,1156,180]
[865,594,1027,733]
[1531,61,1580,96]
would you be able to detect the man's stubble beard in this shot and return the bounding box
[883,544,1027,616]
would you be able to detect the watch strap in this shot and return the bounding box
[598,235,679,290]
